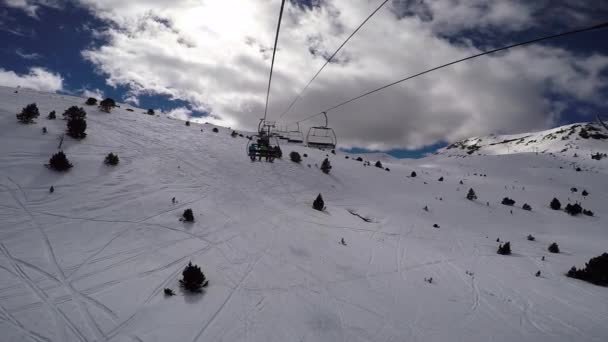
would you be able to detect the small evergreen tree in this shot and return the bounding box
[47,110,56,120]
[67,117,87,139]
[147,109,155,115]
[501,197,515,206]
[212,127,219,133]
[548,242,560,253]
[527,234,535,241]
[320,158,331,174]
[185,121,191,126]
[164,288,175,296]
[356,157,363,162]
[180,262,208,292]
[410,171,417,177]
[550,198,561,210]
[49,186,54,193]
[182,208,194,222]
[497,242,511,255]
[99,98,116,112]
[16,103,40,123]
[48,151,73,171]
[522,203,532,211]
[42,127,47,134]
[313,194,324,211]
[567,253,608,286]
[85,97,97,105]
[438,176,444,182]
[104,153,119,166]
[565,203,582,216]
[466,188,477,201]
[289,151,301,163]
[375,161,383,168]
[231,130,238,137]
[63,106,86,120]
[582,190,589,197]
[583,209,594,217]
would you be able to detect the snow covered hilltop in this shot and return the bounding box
[0,86,607,342]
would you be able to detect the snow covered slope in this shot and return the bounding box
[439,122,608,158]
[1,86,607,342]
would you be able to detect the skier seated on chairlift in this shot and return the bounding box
[248,143,257,161]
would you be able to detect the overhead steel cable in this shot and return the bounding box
[278,0,390,120]
[263,0,287,121]
[290,21,608,125]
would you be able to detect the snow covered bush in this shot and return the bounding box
[501,197,515,206]
[321,158,332,174]
[548,242,560,253]
[48,151,73,171]
[180,262,208,292]
[550,198,561,210]
[99,98,116,112]
[47,110,56,120]
[497,242,511,255]
[522,203,532,211]
[182,209,194,222]
[375,161,383,168]
[564,203,582,216]
[466,188,477,201]
[16,103,40,123]
[85,97,97,105]
[104,153,119,166]
[289,151,301,163]
[567,253,608,286]
[313,194,324,211]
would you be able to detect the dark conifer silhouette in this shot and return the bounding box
[313,194,324,211]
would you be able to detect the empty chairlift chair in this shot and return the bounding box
[306,112,337,149]
[287,123,304,143]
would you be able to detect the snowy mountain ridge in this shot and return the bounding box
[0,86,607,342]
[439,122,608,157]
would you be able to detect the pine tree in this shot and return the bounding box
[375,161,383,168]
[182,209,194,222]
[410,171,417,177]
[438,176,444,181]
[99,98,116,112]
[48,151,73,171]
[564,203,582,216]
[567,253,608,286]
[466,188,477,201]
[522,203,532,211]
[548,242,560,253]
[497,242,511,255]
[16,103,40,123]
[180,262,208,292]
[86,97,97,105]
[186,121,190,126]
[313,194,324,211]
[104,153,119,166]
[527,234,535,241]
[289,151,301,163]
[164,288,175,296]
[67,117,87,139]
[320,158,332,174]
[212,127,219,133]
[147,109,155,115]
[550,198,561,210]
[501,197,515,206]
[582,190,589,197]
[47,110,56,120]
[63,106,86,120]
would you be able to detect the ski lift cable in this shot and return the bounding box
[289,21,608,125]
[263,0,287,122]
[277,0,390,120]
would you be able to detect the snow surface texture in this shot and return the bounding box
[0,86,607,342]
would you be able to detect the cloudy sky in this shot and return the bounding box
[1,0,608,156]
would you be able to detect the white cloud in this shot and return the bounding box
[15,49,42,60]
[0,67,63,92]
[123,94,139,105]
[2,0,63,18]
[71,0,608,149]
[80,87,103,99]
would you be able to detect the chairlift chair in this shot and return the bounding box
[287,122,304,143]
[306,112,337,149]
[246,119,282,161]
